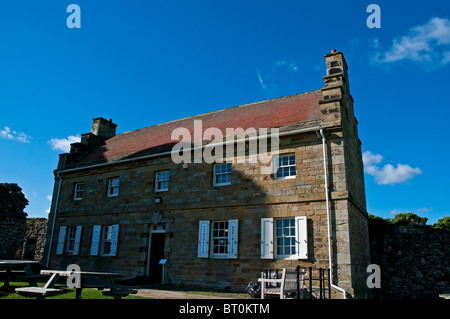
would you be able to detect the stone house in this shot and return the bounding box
[43,50,370,298]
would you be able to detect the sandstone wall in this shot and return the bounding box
[44,131,369,297]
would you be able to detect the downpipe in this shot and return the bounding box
[320,129,347,299]
[46,173,62,267]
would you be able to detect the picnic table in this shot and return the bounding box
[0,260,41,292]
[18,269,135,299]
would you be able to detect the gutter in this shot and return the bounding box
[45,173,63,267]
[57,125,323,174]
[320,129,347,299]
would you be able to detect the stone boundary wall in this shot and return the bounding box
[369,220,450,299]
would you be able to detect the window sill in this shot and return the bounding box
[274,175,297,181]
[213,183,231,187]
[276,256,300,260]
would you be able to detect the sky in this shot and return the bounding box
[0,0,449,225]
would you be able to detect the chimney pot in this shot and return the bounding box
[331,49,336,53]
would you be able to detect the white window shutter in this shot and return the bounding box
[273,155,279,176]
[228,219,238,259]
[197,220,210,258]
[295,216,308,259]
[56,226,67,255]
[90,225,101,256]
[261,218,274,259]
[73,226,82,255]
[110,224,120,256]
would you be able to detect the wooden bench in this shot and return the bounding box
[15,287,63,299]
[15,272,62,299]
[102,288,138,299]
[0,270,25,276]
[1,265,48,288]
[258,268,305,299]
[18,264,50,286]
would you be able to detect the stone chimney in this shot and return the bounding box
[91,117,117,140]
[319,50,353,126]
[57,117,117,170]
[323,50,350,92]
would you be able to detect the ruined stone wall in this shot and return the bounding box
[21,218,48,261]
[0,183,28,259]
[369,221,450,299]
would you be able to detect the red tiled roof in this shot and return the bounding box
[69,89,323,168]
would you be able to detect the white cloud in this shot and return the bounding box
[46,195,52,214]
[416,207,432,214]
[48,134,81,152]
[257,71,267,89]
[389,209,404,216]
[289,63,298,72]
[257,59,299,91]
[372,17,450,70]
[363,151,422,185]
[0,126,32,143]
[390,207,432,216]
[362,151,383,166]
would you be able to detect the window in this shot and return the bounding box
[275,154,296,179]
[107,178,120,197]
[155,171,170,192]
[276,219,296,258]
[211,221,229,257]
[65,226,77,253]
[213,163,232,186]
[90,224,119,257]
[260,216,308,259]
[56,225,82,256]
[101,226,113,255]
[74,183,84,200]
[198,219,238,259]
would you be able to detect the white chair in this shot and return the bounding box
[258,268,305,299]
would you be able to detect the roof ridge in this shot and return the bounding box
[118,89,322,137]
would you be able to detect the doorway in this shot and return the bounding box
[148,232,165,284]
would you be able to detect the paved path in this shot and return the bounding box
[132,288,233,299]
[119,285,251,299]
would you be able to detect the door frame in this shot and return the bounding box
[145,224,166,277]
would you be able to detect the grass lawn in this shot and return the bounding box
[0,281,150,299]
